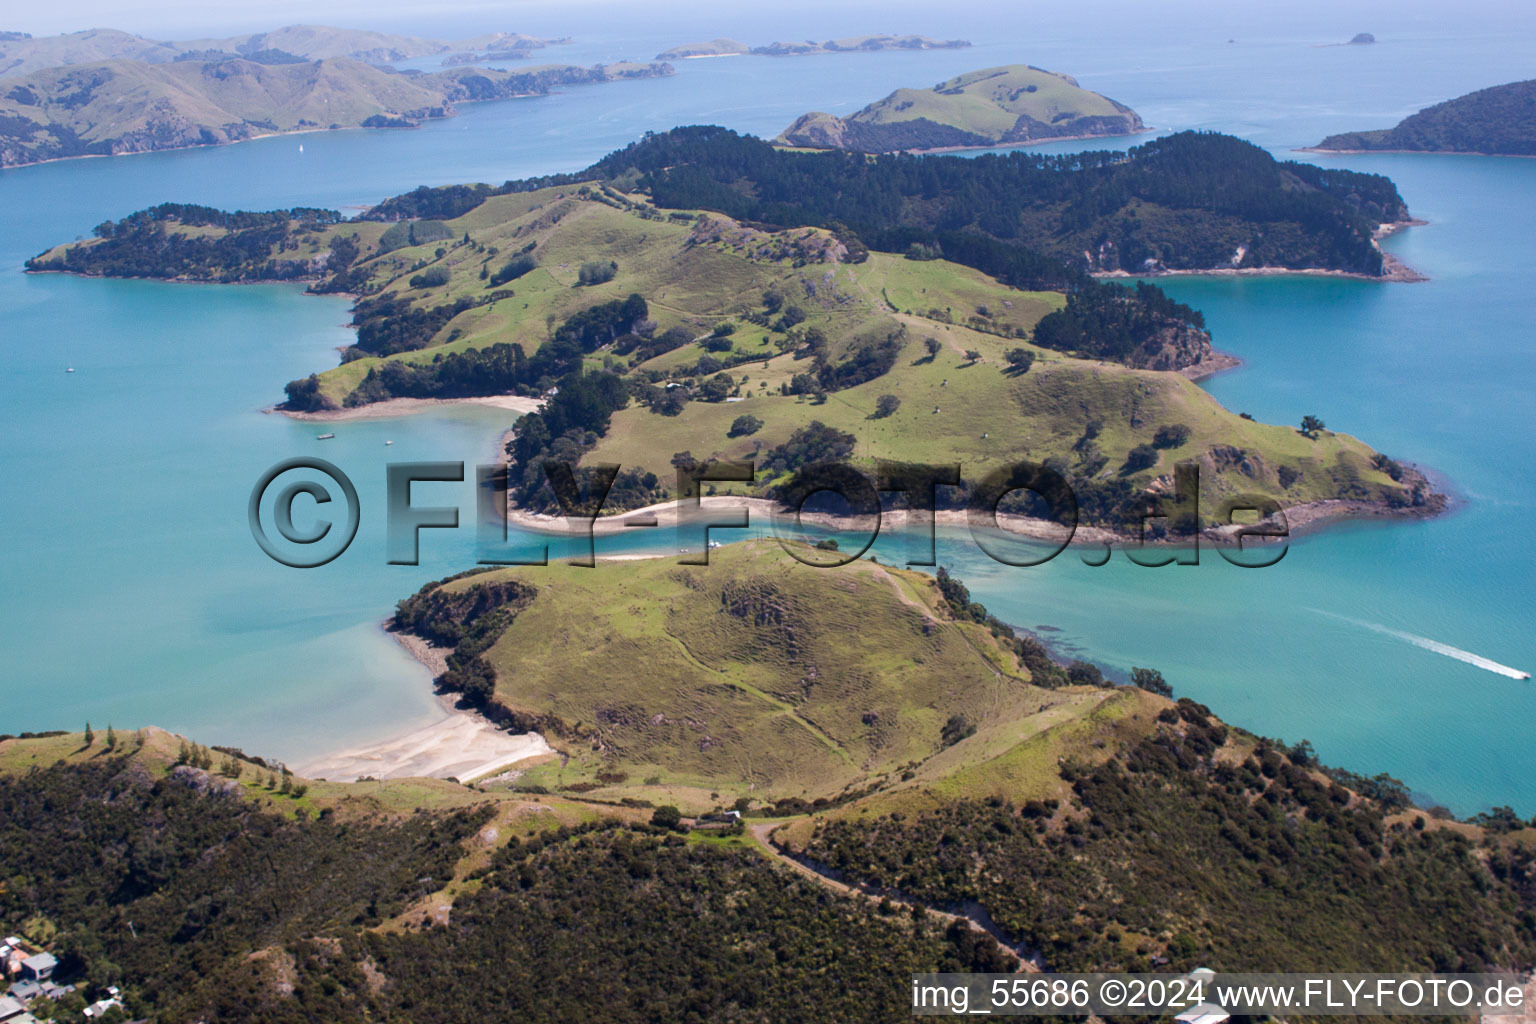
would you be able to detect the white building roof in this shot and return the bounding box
[1175,1003,1230,1024]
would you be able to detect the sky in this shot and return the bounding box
[8,0,1482,43]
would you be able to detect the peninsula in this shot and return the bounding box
[29,128,1435,535]
[0,57,672,167]
[778,64,1144,152]
[2,552,1532,1019]
[1312,78,1536,156]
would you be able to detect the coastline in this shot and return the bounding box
[0,72,674,172]
[272,394,542,422]
[294,627,553,783]
[1300,147,1536,159]
[498,493,1445,549]
[1093,218,1427,283]
[1095,258,1426,284]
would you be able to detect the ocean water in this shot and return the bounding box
[1,1,1533,812]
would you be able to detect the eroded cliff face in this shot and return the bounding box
[1128,323,1215,372]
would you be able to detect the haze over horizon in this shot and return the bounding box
[9,0,1533,55]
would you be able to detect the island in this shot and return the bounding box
[1311,78,1536,156]
[2,550,1533,1021]
[0,57,672,167]
[1348,32,1377,45]
[654,37,750,59]
[778,64,1143,152]
[28,127,1437,537]
[656,33,970,61]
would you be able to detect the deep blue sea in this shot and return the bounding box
[1,0,1532,813]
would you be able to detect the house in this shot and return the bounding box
[1174,1004,1229,1024]
[83,995,123,1019]
[0,995,25,1022]
[18,954,53,982]
[5,981,38,1003]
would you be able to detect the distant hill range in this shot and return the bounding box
[656,33,969,60]
[778,65,1143,153]
[0,57,671,167]
[1312,79,1536,156]
[0,24,563,78]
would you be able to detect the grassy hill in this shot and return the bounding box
[394,541,1079,807]
[0,57,671,166]
[29,176,1421,526]
[779,64,1143,152]
[1314,79,1536,155]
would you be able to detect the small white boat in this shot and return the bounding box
[385,440,393,445]
[65,367,75,373]
[316,433,335,440]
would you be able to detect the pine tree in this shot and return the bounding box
[105,723,116,750]
[84,721,94,746]
[176,739,190,764]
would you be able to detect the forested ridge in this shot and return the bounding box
[800,704,1536,974]
[579,127,1406,275]
[0,755,1007,1023]
[1315,79,1536,156]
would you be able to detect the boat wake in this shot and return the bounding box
[1309,609,1530,680]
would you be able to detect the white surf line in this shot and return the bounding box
[1308,609,1531,680]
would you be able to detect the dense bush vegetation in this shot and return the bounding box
[26,203,342,282]
[0,757,487,1022]
[1316,80,1536,156]
[0,759,1013,1022]
[583,126,1404,276]
[803,715,1536,974]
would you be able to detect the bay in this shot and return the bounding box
[0,0,1531,813]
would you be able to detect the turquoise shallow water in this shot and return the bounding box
[1,1,1533,812]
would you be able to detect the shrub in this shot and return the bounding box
[1122,444,1159,474]
[1005,347,1035,373]
[489,255,536,286]
[872,394,901,418]
[408,265,451,288]
[1153,424,1192,449]
[578,260,617,286]
[728,414,763,437]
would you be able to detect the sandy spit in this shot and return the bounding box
[273,394,542,422]
[294,630,551,783]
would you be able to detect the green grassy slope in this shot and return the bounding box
[779,64,1144,152]
[403,540,1074,807]
[31,183,1410,519]
[308,190,1405,516]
